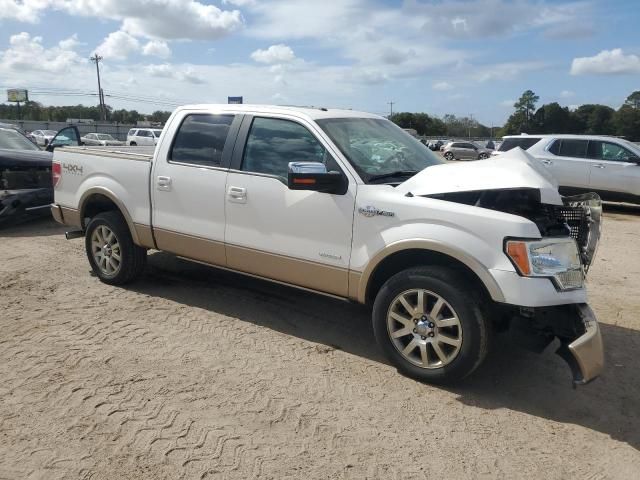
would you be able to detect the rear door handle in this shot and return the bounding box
[593,164,605,169]
[157,176,172,191]
[540,159,553,165]
[227,186,247,203]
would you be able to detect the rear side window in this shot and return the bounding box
[170,114,234,167]
[241,117,329,179]
[128,129,136,136]
[557,139,588,158]
[498,137,541,152]
[587,140,637,162]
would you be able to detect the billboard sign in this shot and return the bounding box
[7,89,28,102]
[228,96,243,104]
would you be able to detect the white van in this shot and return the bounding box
[126,128,163,146]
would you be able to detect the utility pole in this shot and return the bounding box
[468,113,474,138]
[90,53,105,121]
[388,101,395,118]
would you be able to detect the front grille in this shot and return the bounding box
[556,206,590,247]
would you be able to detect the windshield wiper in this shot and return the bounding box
[367,170,419,183]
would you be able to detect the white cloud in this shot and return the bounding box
[0,0,46,22]
[475,61,548,82]
[570,49,640,75]
[0,32,85,74]
[433,81,454,91]
[250,44,296,64]
[560,90,575,98]
[58,34,81,50]
[222,0,256,5]
[145,63,205,84]
[142,40,171,59]
[96,30,140,61]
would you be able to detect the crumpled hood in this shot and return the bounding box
[397,148,563,205]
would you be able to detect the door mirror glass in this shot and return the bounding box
[287,162,346,194]
[46,126,80,151]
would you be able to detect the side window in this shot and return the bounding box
[128,129,136,136]
[588,141,636,162]
[241,117,331,179]
[170,114,234,167]
[548,140,561,155]
[139,130,150,137]
[558,139,587,158]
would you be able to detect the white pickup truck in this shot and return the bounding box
[49,105,604,385]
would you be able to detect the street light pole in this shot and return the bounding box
[388,101,395,118]
[90,53,105,121]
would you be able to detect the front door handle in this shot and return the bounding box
[540,159,553,165]
[227,186,247,204]
[157,176,172,191]
[593,164,606,169]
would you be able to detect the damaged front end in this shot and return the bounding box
[0,154,53,226]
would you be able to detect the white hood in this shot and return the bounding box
[397,148,563,205]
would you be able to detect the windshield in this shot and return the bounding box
[0,128,41,151]
[97,134,114,140]
[317,118,443,182]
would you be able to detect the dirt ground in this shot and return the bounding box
[1,206,639,480]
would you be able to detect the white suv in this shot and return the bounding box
[126,128,163,146]
[523,135,640,204]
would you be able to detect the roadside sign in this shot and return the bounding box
[7,89,28,102]
[228,96,243,104]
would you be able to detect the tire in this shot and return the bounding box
[372,266,490,384]
[85,211,146,285]
[444,152,454,161]
[130,141,137,146]
[478,153,488,160]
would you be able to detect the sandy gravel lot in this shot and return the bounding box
[1,206,639,479]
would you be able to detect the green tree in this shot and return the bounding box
[533,102,573,133]
[572,104,615,135]
[623,91,640,109]
[613,105,640,141]
[513,89,539,129]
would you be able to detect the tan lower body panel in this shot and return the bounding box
[226,244,349,297]
[133,224,155,249]
[153,228,226,266]
[60,206,81,227]
[348,270,362,301]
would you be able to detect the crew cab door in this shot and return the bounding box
[537,138,590,189]
[151,112,242,266]
[586,139,640,200]
[224,115,356,297]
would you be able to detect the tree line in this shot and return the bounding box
[501,90,640,141]
[0,101,173,125]
[390,91,640,141]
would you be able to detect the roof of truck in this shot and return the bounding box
[175,104,382,121]
[502,133,627,142]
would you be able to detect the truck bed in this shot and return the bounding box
[60,145,155,162]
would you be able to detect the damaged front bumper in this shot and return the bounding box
[0,187,53,226]
[557,304,604,385]
[508,302,604,385]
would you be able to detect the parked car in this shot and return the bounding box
[525,134,640,204]
[30,130,58,147]
[81,133,125,146]
[427,140,444,151]
[0,125,54,226]
[442,141,492,160]
[50,105,603,386]
[126,128,163,146]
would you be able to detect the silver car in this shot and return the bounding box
[81,133,124,146]
[442,141,492,161]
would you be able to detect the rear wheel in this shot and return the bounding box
[478,153,489,160]
[444,152,454,161]
[372,266,490,384]
[85,211,146,285]
[130,141,137,146]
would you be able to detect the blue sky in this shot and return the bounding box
[0,0,639,125]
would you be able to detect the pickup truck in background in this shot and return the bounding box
[49,105,604,385]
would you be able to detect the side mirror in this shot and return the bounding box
[287,162,347,195]
[46,126,81,152]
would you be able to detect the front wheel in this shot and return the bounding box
[444,152,454,161]
[85,211,146,285]
[478,153,489,160]
[129,141,137,146]
[372,266,490,384]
